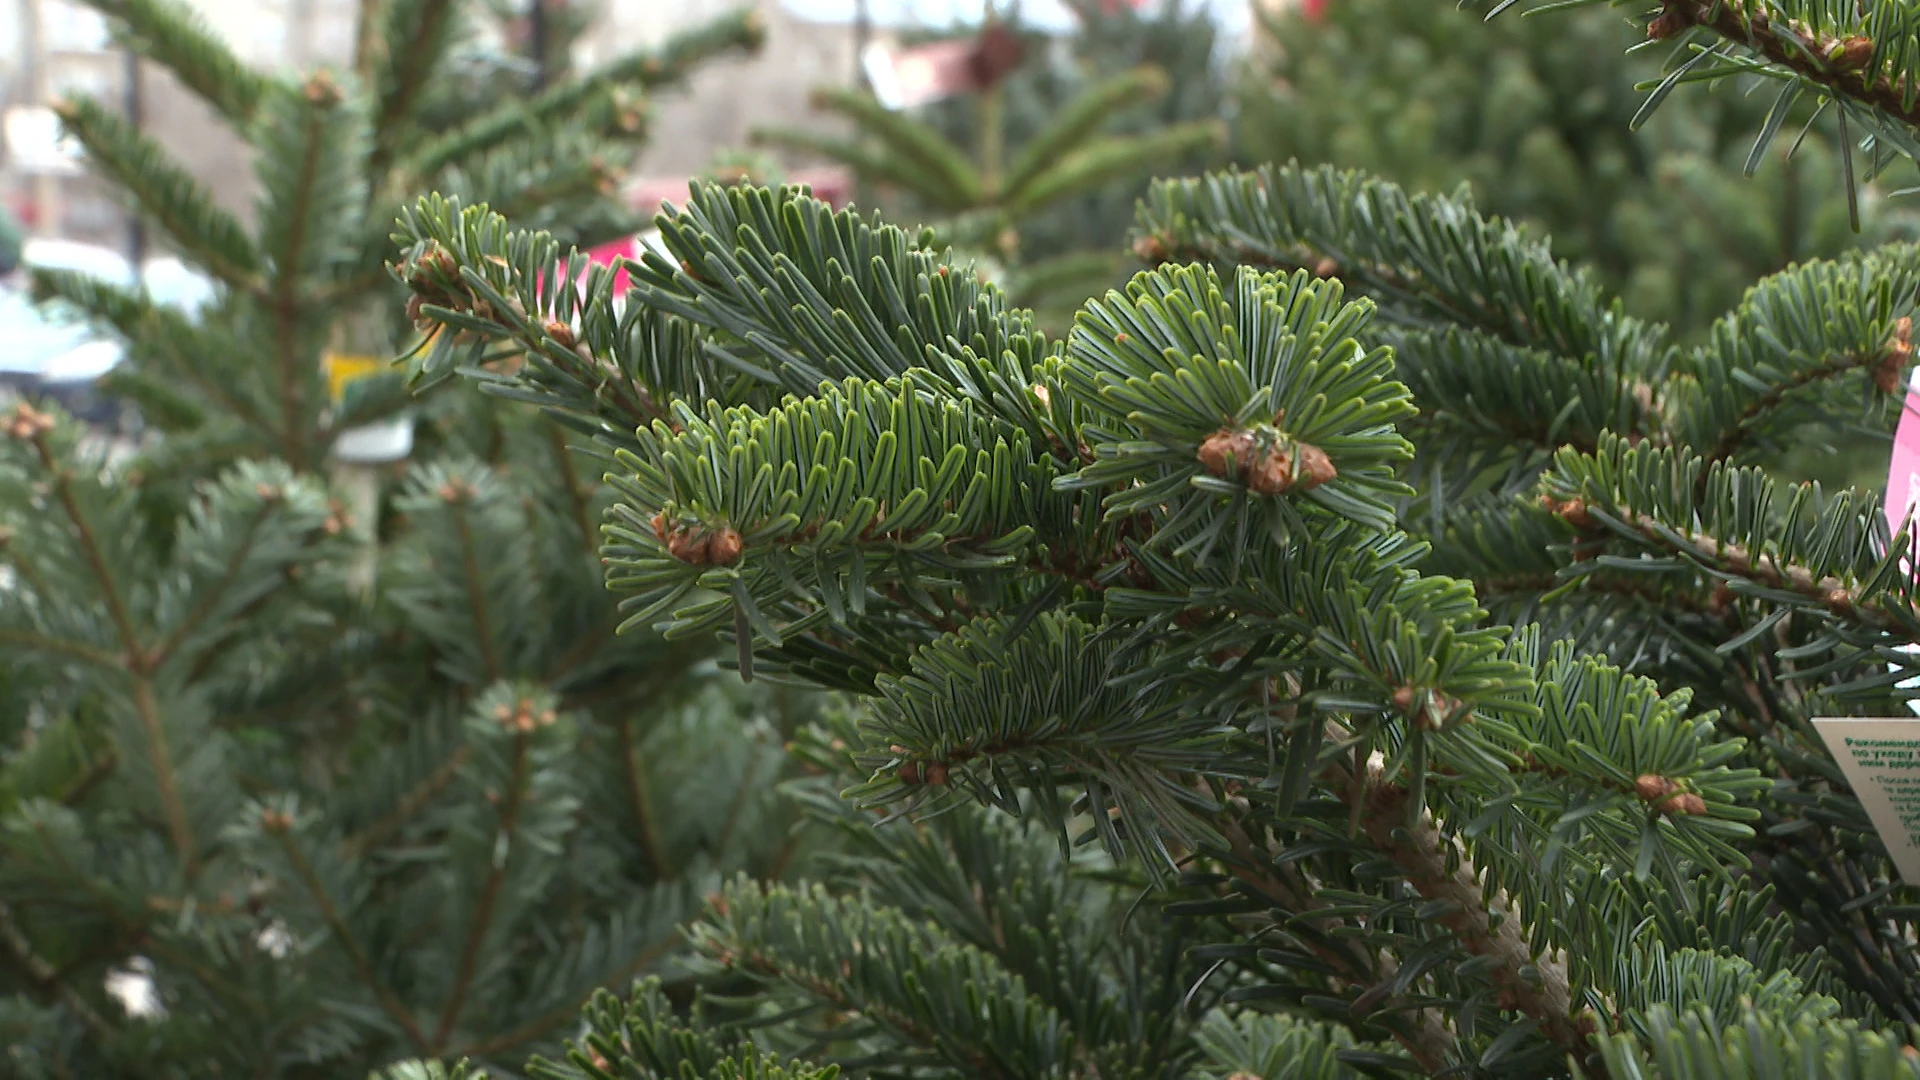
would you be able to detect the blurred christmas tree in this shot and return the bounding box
[1237,0,1920,338]
[752,2,1226,327]
[910,0,1229,261]
[0,2,812,1078]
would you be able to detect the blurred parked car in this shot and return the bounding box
[0,239,215,431]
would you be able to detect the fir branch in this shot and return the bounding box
[368,0,457,178]
[27,269,270,433]
[57,750,118,807]
[777,87,982,210]
[400,8,762,180]
[1216,816,1456,1074]
[1353,758,1594,1071]
[1648,0,1920,129]
[20,423,202,877]
[353,0,384,78]
[747,127,957,207]
[1003,120,1225,216]
[341,744,474,859]
[543,621,615,686]
[544,423,595,553]
[264,77,375,277]
[26,429,144,669]
[456,936,676,1058]
[269,821,434,1053]
[52,96,261,290]
[1135,164,1661,374]
[1000,66,1173,200]
[728,947,1011,1077]
[0,628,123,669]
[617,717,672,881]
[0,900,118,1043]
[1701,344,1882,463]
[22,822,233,997]
[131,679,200,878]
[82,0,267,127]
[1571,501,1894,628]
[150,501,278,668]
[452,497,505,682]
[432,733,530,1049]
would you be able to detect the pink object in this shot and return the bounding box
[545,172,860,300]
[582,235,638,293]
[1883,367,1920,715]
[536,234,638,302]
[1888,366,1920,545]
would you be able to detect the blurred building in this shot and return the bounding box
[0,0,853,247]
[586,0,854,177]
[0,0,1244,251]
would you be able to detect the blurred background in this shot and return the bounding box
[0,0,1904,480]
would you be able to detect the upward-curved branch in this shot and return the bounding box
[1649,0,1920,130]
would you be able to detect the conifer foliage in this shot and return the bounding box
[395,3,1920,1073]
[0,3,799,1078]
[1237,0,1918,336]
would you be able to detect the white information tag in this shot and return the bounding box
[1812,718,1920,883]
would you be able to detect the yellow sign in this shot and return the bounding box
[324,352,386,405]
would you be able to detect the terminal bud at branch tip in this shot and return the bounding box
[5,402,55,441]
[1198,428,1337,495]
[653,512,744,566]
[1876,316,1912,394]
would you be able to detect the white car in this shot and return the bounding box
[0,239,215,429]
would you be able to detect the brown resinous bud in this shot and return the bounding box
[1635,774,1679,802]
[654,512,746,567]
[303,70,342,108]
[493,698,558,734]
[1197,428,1338,495]
[1647,4,1689,39]
[5,401,55,441]
[418,242,457,281]
[1876,316,1913,395]
[1661,792,1708,816]
[1392,685,1468,730]
[1636,774,1708,815]
[1834,35,1875,69]
[1541,494,1598,530]
[1196,428,1257,477]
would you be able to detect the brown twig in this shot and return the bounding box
[1350,758,1594,1070]
[1655,0,1920,128]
